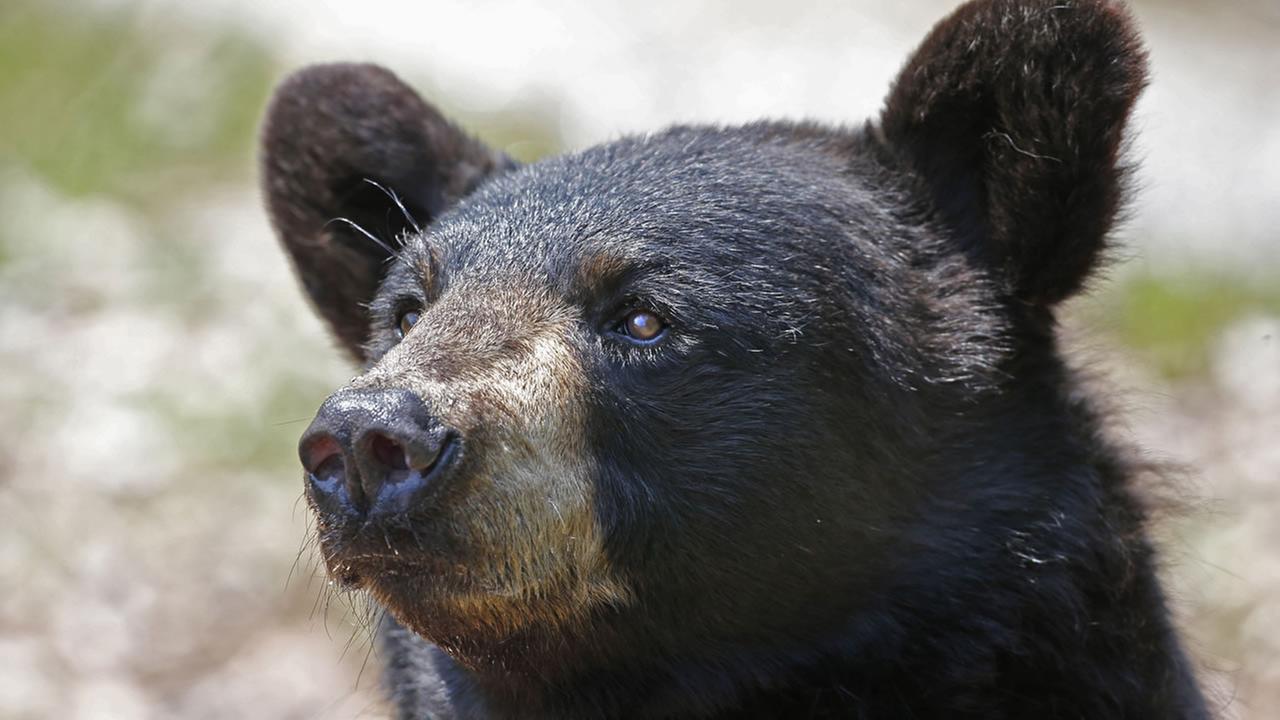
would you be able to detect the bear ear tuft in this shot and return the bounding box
[260,63,514,360]
[880,0,1148,306]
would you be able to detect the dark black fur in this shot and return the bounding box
[260,1,1208,717]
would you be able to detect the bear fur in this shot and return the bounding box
[260,0,1209,717]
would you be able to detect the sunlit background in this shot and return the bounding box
[1,0,1276,717]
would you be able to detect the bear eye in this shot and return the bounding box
[397,310,421,339]
[615,309,667,344]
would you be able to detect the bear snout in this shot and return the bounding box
[299,387,461,521]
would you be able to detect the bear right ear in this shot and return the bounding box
[880,0,1147,307]
[260,63,514,361]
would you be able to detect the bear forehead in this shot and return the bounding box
[408,125,896,285]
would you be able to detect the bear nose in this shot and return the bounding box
[298,388,460,518]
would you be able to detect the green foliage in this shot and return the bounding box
[1089,271,1280,379]
[0,0,277,202]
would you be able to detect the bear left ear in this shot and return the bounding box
[261,63,514,361]
[880,0,1148,306]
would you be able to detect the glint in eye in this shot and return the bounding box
[616,309,666,344]
[397,310,421,339]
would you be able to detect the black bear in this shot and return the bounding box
[260,0,1209,717]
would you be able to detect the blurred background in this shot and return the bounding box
[0,0,1275,717]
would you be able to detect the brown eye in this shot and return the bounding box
[619,309,666,343]
[397,310,421,338]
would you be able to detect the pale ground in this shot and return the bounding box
[0,0,1276,717]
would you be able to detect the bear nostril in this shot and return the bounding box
[369,432,410,471]
[299,434,347,496]
[311,453,347,493]
[301,435,343,475]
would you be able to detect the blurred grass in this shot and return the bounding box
[144,378,330,475]
[0,0,277,202]
[1087,272,1280,380]
[0,0,558,228]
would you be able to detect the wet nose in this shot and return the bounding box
[298,388,460,518]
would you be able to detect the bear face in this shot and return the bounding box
[288,118,996,672]
[261,1,1207,717]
